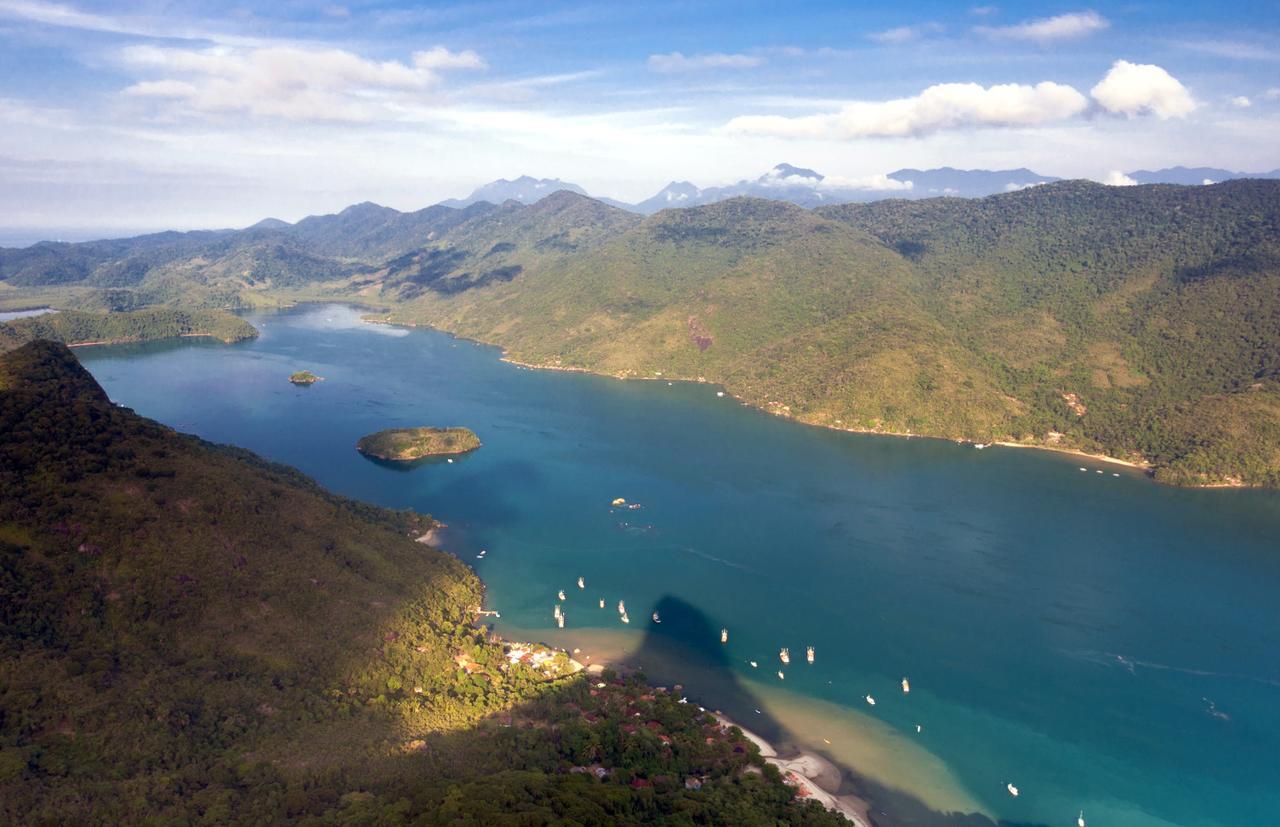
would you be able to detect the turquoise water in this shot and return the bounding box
[79,305,1280,826]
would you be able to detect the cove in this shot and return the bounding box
[78,304,1280,827]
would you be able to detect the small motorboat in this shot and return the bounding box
[720,628,728,644]
[558,590,566,601]
[777,671,785,680]
[1007,783,1019,797]
[865,695,876,706]
[652,612,661,623]
[577,577,585,589]
[1078,811,1086,827]
[902,677,910,693]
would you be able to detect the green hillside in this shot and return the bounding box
[0,308,258,351]
[3,180,1279,485]
[0,341,845,825]
[377,183,1280,487]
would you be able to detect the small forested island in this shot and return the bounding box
[288,369,322,385]
[357,426,481,460]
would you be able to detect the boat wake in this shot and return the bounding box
[1071,650,1280,689]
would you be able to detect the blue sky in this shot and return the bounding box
[1,0,1278,232]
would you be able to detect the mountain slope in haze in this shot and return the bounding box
[438,175,589,208]
[1125,166,1280,186]
[886,167,1060,197]
[0,341,846,825]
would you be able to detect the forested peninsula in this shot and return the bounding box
[0,308,256,351]
[0,341,845,825]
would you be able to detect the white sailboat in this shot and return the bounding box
[598,599,605,609]
[806,646,814,664]
[557,589,566,601]
[577,577,585,589]
[720,628,728,644]
[617,600,626,614]
[902,677,910,693]
[779,648,790,665]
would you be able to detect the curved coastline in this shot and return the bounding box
[363,312,1185,486]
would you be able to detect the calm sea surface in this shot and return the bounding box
[78,305,1280,827]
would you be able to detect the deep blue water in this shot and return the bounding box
[78,305,1280,827]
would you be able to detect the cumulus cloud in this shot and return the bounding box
[820,174,914,192]
[1104,170,1138,186]
[119,44,484,121]
[1090,60,1195,119]
[976,10,1108,42]
[1230,95,1252,108]
[868,23,943,44]
[647,51,764,72]
[725,80,1088,139]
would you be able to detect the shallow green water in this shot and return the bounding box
[79,305,1280,826]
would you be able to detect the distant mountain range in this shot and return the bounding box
[428,164,1280,214]
[1124,166,1280,186]
[438,175,589,208]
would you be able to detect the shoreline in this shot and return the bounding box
[67,332,252,348]
[711,711,874,826]
[368,314,1181,485]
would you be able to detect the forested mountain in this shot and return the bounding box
[3,179,1279,486]
[0,341,845,824]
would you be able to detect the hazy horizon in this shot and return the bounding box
[2,0,1278,232]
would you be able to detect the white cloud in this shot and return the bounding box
[869,23,943,44]
[1230,95,1252,108]
[725,81,1088,139]
[819,173,913,192]
[120,44,484,122]
[1090,60,1195,119]
[0,0,279,47]
[1264,88,1280,101]
[976,10,1108,43]
[970,6,998,16]
[1169,39,1278,61]
[647,52,764,72]
[1104,170,1138,186]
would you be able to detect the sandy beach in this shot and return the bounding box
[709,711,874,825]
